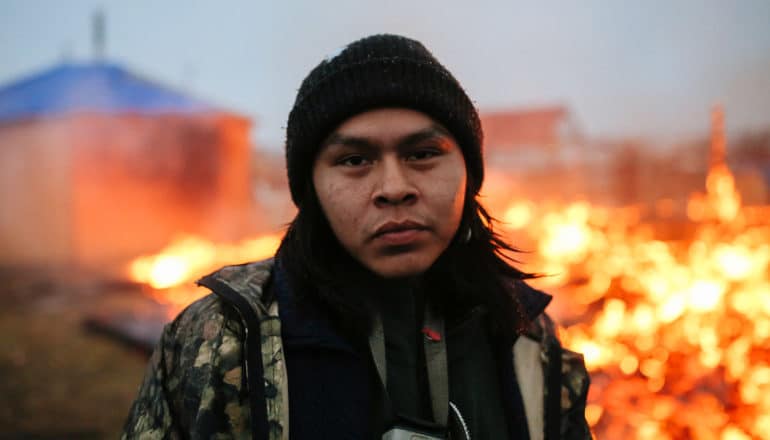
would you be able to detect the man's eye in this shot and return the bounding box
[338,155,370,167]
[407,149,440,161]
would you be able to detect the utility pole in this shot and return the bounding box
[92,9,106,61]
[710,104,726,171]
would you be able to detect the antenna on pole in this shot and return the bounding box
[92,9,106,61]
[710,104,726,171]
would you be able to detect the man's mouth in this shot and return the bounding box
[372,220,428,246]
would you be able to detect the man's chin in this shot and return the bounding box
[365,255,434,279]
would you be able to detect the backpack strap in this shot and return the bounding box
[422,305,449,427]
[197,259,287,440]
[544,336,563,440]
[368,305,449,430]
[198,274,270,440]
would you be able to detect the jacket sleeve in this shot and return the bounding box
[122,322,182,440]
[122,295,254,440]
[560,348,593,440]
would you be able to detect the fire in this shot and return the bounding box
[496,164,770,439]
[128,234,281,314]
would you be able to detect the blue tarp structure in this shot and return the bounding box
[0,62,216,122]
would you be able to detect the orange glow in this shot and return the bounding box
[128,233,281,314]
[585,403,604,426]
[495,164,770,438]
[503,200,534,229]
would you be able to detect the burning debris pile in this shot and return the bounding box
[497,163,769,439]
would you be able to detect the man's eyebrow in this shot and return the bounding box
[322,133,379,151]
[396,125,454,149]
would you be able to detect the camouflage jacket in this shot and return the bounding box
[123,259,592,440]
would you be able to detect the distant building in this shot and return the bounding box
[479,106,593,202]
[0,62,254,269]
[481,106,582,170]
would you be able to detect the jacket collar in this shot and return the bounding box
[273,261,552,352]
[272,260,357,353]
[514,280,552,322]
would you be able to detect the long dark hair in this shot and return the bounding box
[276,176,536,343]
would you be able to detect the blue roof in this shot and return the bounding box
[0,62,219,122]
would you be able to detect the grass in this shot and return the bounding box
[0,274,151,439]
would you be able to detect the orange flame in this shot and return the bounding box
[495,165,770,438]
[128,234,281,314]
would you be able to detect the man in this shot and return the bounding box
[123,34,591,439]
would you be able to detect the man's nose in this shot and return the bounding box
[373,158,417,207]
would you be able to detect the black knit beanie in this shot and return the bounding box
[285,33,484,206]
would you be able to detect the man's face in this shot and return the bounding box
[312,108,467,279]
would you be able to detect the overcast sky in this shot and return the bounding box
[2,0,769,148]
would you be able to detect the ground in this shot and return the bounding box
[0,268,153,439]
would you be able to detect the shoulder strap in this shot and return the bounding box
[369,312,388,389]
[368,305,449,428]
[544,330,563,440]
[422,305,449,427]
[198,274,270,440]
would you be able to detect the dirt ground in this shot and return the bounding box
[0,269,155,439]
